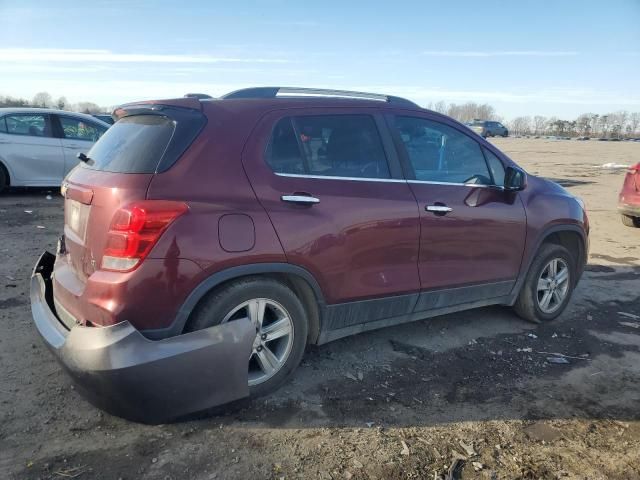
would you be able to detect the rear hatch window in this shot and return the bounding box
[59,103,206,284]
[84,116,174,173]
[82,106,206,174]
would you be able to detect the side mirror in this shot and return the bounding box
[504,166,527,191]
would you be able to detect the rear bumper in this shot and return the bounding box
[31,251,254,423]
[618,203,640,217]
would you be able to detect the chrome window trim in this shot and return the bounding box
[274,172,407,183]
[274,172,504,188]
[408,179,502,189]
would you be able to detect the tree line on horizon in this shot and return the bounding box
[0,92,107,114]
[425,100,639,138]
[2,92,639,138]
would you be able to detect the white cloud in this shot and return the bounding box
[421,50,579,57]
[0,48,289,64]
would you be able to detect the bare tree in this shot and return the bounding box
[32,91,52,108]
[445,102,497,123]
[576,114,591,136]
[532,116,547,135]
[590,114,599,136]
[630,112,640,135]
[0,95,30,107]
[56,96,68,110]
[611,111,629,138]
[73,101,102,114]
[432,101,447,114]
[508,116,532,136]
[599,115,611,137]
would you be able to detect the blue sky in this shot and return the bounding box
[0,0,638,119]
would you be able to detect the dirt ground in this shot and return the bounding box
[1,138,639,480]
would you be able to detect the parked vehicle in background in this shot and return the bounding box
[0,108,109,191]
[619,162,640,227]
[92,114,115,125]
[30,87,588,422]
[468,120,509,138]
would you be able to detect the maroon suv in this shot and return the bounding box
[31,87,589,422]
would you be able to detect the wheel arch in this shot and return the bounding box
[542,229,586,275]
[510,224,588,304]
[143,263,326,343]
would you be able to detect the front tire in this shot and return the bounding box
[0,166,8,193]
[186,277,308,397]
[621,214,640,228]
[514,244,576,323]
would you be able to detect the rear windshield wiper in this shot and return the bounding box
[77,152,94,165]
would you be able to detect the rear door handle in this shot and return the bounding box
[281,195,320,205]
[426,204,452,214]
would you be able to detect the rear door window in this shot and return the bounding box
[84,115,175,173]
[58,116,107,142]
[266,115,390,179]
[394,116,492,185]
[4,114,52,137]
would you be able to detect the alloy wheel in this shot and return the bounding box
[536,258,570,314]
[221,298,294,386]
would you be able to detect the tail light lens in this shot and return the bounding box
[102,200,188,272]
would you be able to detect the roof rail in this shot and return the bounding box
[221,87,419,108]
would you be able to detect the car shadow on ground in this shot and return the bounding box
[544,177,596,187]
[193,264,640,430]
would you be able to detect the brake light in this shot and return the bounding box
[102,200,188,272]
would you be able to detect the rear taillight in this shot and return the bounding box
[102,200,188,272]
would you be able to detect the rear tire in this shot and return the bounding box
[621,214,640,228]
[186,277,308,397]
[514,243,576,323]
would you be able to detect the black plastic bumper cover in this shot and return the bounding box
[30,251,254,423]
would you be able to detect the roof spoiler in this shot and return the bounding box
[113,97,203,119]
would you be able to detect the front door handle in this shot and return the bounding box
[281,195,320,205]
[426,204,452,215]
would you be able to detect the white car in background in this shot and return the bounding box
[0,108,110,191]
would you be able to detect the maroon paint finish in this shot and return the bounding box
[618,162,640,215]
[242,108,421,304]
[517,175,589,273]
[408,182,526,289]
[218,214,255,252]
[52,94,589,337]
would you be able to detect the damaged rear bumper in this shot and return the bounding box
[30,251,254,423]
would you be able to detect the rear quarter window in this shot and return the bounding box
[84,115,175,173]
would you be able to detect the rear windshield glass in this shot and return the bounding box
[83,115,175,173]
